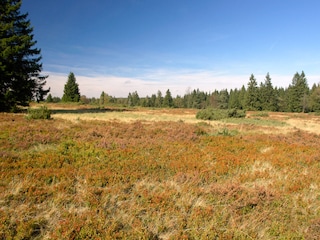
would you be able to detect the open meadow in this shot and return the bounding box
[1,104,320,239]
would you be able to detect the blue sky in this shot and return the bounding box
[22,0,320,97]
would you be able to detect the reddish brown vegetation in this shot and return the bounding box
[0,111,320,239]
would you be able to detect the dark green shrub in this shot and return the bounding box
[196,108,246,121]
[227,108,246,118]
[26,106,51,119]
[196,109,215,120]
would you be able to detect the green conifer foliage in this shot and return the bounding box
[244,74,259,110]
[309,83,320,112]
[0,0,49,111]
[260,73,278,111]
[163,89,173,107]
[287,71,309,112]
[62,72,80,102]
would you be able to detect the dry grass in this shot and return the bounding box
[52,107,320,135]
[1,104,320,239]
[53,108,199,124]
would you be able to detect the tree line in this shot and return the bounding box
[124,71,320,113]
[53,71,320,113]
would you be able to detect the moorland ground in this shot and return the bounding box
[1,104,320,239]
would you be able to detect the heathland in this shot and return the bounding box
[1,104,320,239]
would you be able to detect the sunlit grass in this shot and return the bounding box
[52,108,201,123]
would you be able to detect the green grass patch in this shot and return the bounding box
[222,117,287,127]
[250,111,269,117]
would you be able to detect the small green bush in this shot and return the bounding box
[216,128,239,136]
[196,108,246,120]
[27,106,51,119]
[227,108,246,118]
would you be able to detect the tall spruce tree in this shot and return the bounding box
[150,94,156,107]
[46,93,53,103]
[99,91,109,107]
[309,83,320,112]
[287,71,309,112]
[239,85,247,109]
[62,72,80,102]
[244,74,259,110]
[0,0,49,111]
[163,89,173,107]
[260,73,277,111]
[276,87,287,112]
[218,89,229,109]
[228,88,241,109]
[155,90,163,107]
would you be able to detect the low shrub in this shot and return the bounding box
[196,108,246,120]
[26,106,51,119]
[216,127,239,136]
[227,108,246,118]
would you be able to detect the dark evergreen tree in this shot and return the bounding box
[141,96,151,107]
[155,90,163,107]
[239,85,247,109]
[150,94,156,107]
[309,83,320,112]
[127,91,140,106]
[218,89,229,109]
[191,89,205,109]
[46,93,53,103]
[163,89,173,107]
[228,88,241,109]
[173,95,184,108]
[260,73,278,111]
[287,71,309,112]
[127,93,133,106]
[99,91,109,106]
[132,91,140,106]
[99,91,105,106]
[0,0,49,111]
[244,74,259,110]
[52,96,61,103]
[275,87,287,112]
[62,72,80,102]
[208,91,219,108]
[197,90,207,109]
[184,88,193,108]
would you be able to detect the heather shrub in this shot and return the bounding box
[27,106,51,119]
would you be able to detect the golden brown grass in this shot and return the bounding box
[1,105,320,239]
